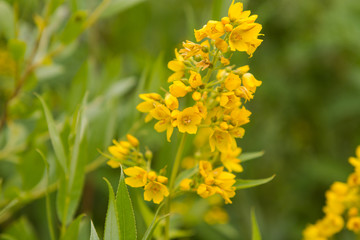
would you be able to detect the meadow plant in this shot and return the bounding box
[104,1,273,238]
[303,146,360,240]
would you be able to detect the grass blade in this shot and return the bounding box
[116,167,137,239]
[90,220,100,240]
[103,178,120,240]
[251,208,262,240]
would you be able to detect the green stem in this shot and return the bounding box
[164,133,187,240]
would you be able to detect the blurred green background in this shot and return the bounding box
[1,0,360,239]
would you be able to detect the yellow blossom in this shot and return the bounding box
[165,93,179,110]
[242,73,262,93]
[230,107,251,127]
[108,139,129,160]
[169,81,192,98]
[157,176,168,184]
[209,128,236,152]
[189,70,203,88]
[126,134,139,147]
[168,49,185,82]
[180,178,193,191]
[228,0,244,22]
[215,38,228,53]
[204,206,229,225]
[106,160,121,168]
[124,166,148,187]
[192,91,202,101]
[144,181,169,204]
[347,217,360,233]
[224,72,241,91]
[174,107,202,134]
[221,147,243,172]
[220,92,241,109]
[150,104,174,142]
[229,22,263,57]
[220,57,230,66]
[197,184,216,198]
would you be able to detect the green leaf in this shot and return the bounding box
[59,10,88,44]
[0,2,14,39]
[60,214,85,240]
[57,98,88,225]
[234,175,275,190]
[36,149,56,240]
[239,151,264,163]
[251,208,262,240]
[141,203,165,240]
[101,0,146,19]
[116,168,137,240]
[90,221,100,240]
[174,167,197,189]
[36,94,68,173]
[8,39,26,62]
[103,178,120,240]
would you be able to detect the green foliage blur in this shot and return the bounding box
[0,0,360,239]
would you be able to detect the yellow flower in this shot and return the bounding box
[169,81,192,98]
[199,160,213,178]
[108,139,130,160]
[236,65,250,75]
[221,147,243,172]
[174,107,202,134]
[230,107,251,127]
[195,101,208,119]
[124,166,148,187]
[165,93,179,110]
[347,217,360,233]
[215,38,228,53]
[192,91,202,101]
[197,184,216,198]
[228,0,244,22]
[224,72,241,91]
[349,145,360,171]
[106,160,121,168]
[229,22,263,57]
[168,49,185,82]
[180,178,193,191]
[220,57,230,66]
[144,181,169,204]
[136,93,162,122]
[206,20,225,40]
[150,104,174,142]
[195,20,225,41]
[242,73,262,93]
[209,128,236,152]
[204,206,229,225]
[126,134,139,147]
[220,92,241,109]
[189,70,202,88]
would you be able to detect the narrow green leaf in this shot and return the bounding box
[59,10,88,44]
[239,151,265,163]
[141,203,165,240]
[36,149,56,240]
[234,175,275,190]
[60,214,84,240]
[251,208,262,240]
[2,217,37,240]
[116,167,137,240]
[90,221,100,240]
[36,93,68,173]
[57,96,88,225]
[103,178,120,240]
[174,167,197,189]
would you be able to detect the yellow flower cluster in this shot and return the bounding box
[303,146,360,239]
[180,160,236,204]
[107,1,263,205]
[106,134,170,204]
[124,167,169,204]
